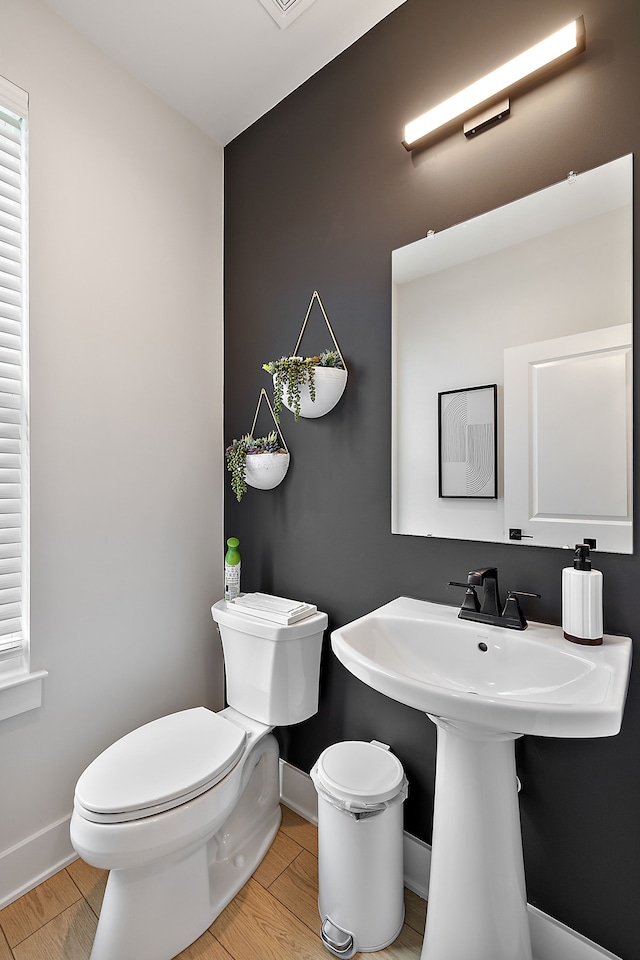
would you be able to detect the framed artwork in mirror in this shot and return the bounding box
[438,384,497,499]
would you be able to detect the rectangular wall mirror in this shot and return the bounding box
[392,154,633,552]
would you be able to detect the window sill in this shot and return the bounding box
[0,669,48,721]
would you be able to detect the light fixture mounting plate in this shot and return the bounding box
[463,98,511,138]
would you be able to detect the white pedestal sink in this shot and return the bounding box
[331,597,632,960]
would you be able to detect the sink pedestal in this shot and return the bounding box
[422,717,532,960]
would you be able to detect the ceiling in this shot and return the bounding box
[40,0,408,146]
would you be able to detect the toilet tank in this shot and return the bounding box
[211,600,328,726]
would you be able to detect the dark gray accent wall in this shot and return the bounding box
[224,1,640,956]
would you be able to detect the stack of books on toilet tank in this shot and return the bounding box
[229,592,317,625]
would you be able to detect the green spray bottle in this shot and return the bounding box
[224,537,241,600]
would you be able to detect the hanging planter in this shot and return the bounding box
[263,291,348,421]
[225,390,290,502]
[245,447,289,490]
[291,363,347,419]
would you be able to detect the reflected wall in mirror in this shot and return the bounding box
[392,154,633,552]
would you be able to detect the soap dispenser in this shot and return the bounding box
[562,543,603,645]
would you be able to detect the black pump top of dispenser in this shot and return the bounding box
[573,543,592,571]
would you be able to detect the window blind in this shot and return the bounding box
[0,76,28,663]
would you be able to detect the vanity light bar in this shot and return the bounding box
[403,16,586,150]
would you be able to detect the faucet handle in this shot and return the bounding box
[448,581,481,613]
[501,590,541,630]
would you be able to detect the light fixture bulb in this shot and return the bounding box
[403,17,585,149]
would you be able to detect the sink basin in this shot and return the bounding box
[331,596,632,738]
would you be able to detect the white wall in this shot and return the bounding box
[0,0,224,904]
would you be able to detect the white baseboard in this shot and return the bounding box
[279,757,319,824]
[527,908,624,960]
[278,759,622,960]
[0,814,77,910]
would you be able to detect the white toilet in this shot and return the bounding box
[70,599,327,960]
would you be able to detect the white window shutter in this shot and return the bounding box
[0,76,28,661]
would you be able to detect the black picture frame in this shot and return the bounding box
[438,384,498,499]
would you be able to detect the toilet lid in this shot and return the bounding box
[75,708,246,818]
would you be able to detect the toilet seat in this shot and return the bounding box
[74,708,246,824]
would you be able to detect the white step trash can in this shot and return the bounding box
[311,740,408,958]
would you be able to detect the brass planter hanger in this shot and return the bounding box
[250,388,289,453]
[292,290,347,371]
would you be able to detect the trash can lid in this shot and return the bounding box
[314,740,405,806]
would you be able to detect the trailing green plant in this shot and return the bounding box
[263,350,344,422]
[225,431,285,502]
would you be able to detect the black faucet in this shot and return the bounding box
[449,567,539,630]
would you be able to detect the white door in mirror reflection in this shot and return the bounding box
[504,324,632,553]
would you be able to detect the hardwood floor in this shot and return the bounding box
[0,806,427,960]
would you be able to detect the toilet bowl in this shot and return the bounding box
[70,600,327,960]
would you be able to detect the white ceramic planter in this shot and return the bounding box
[277,366,348,419]
[245,451,290,490]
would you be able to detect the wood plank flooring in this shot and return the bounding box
[0,806,427,960]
